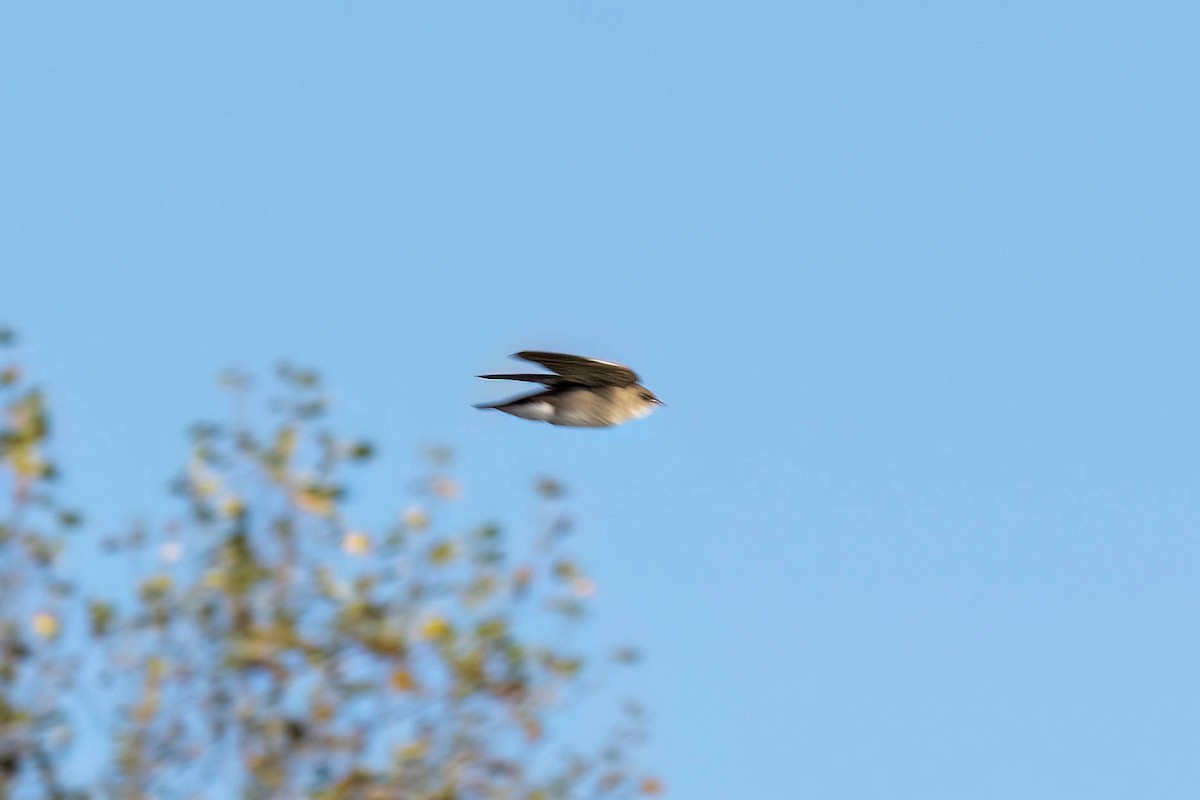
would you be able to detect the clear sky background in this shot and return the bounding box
[3,2,1200,798]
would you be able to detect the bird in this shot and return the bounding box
[475,351,664,428]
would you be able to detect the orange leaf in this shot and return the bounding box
[641,777,665,795]
[390,669,417,692]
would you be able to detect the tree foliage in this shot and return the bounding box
[0,326,660,799]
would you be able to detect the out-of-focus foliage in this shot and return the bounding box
[0,326,86,800]
[0,326,660,799]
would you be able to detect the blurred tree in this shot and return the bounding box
[0,327,660,800]
[0,326,86,800]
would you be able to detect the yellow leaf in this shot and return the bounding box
[402,506,429,530]
[139,574,172,601]
[220,495,245,519]
[32,611,59,639]
[9,441,45,479]
[146,655,168,682]
[296,487,334,517]
[420,615,452,642]
[189,458,221,498]
[342,531,371,555]
[133,693,160,724]
[275,426,297,461]
[395,740,428,761]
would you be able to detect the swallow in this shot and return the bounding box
[475,351,664,428]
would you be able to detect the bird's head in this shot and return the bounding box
[635,387,665,408]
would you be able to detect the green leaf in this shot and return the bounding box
[348,440,375,461]
[476,617,507,640]
[427,539,458,566]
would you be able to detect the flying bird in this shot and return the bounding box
[475,351,664,428]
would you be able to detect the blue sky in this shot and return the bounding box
[3,2,1200,797]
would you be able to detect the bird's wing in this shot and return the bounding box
[514,351,638,386]
[478,373,566,386]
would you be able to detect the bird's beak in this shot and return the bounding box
[654,398,666,407]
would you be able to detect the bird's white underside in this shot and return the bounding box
[504,401,556,421]
[501,398,657,427]
[628,403,656,420]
